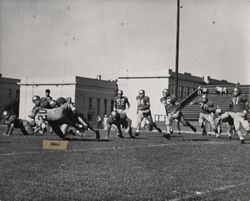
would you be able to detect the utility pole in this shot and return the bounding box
[175,0,180,99]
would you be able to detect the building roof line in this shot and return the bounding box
[18,82,76,86]
[118,76,170,79]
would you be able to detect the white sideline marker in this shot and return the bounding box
[42,140,69,150]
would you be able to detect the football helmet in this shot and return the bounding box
[233,87,241,97]
[49,99,58,108]
[201,94,208,103]
[139,89,145,96]
[32,95,40,102]
[117,90,123,97]
[202,88,209,94]
[3,110,10,119]
[162,88,170,97]
[111,110,119,119]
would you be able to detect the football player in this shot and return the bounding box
[190,94,218,137]
[29,95,54,134]
[35,98,100,140]
[113,90,133,129]
[2,110,34,136]
[135,89,162,136]
[106,110,135,140]
[160,89,196,139]
[113,90,130,114]
[215,109,235,140]
[228,87,249,144]
[56,97,100,139]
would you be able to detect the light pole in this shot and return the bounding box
[175,0,180,99]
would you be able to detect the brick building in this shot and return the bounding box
[0,74,20,122]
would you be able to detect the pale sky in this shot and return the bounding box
[0,0,249,84]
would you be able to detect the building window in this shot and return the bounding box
[97,98,100,114]
[16,89,19,99]
[87,114,93,122]
[88,97,92,109]
[110,100,114,112]
[8,89,12,98]
[178,85,183,98]
[82,97,85,111]
[171,85,175,95]
[104,99,107,115]
[184,87,189,97]
[187,87,190,96]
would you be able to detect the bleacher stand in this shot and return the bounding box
[182,85,250,121]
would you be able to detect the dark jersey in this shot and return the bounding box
[229,96,249,112]
[136,96,150,111]
[160,95,178,114]
[114,96,129,110]
[193,99,215,114]
[5,115,23,128]
[107,114,127,128]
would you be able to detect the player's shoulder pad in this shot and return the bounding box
[136,95,140,100]
[144,96,150,101]
[56,97,67,105]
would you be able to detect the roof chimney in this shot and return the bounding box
[96,75,102,80]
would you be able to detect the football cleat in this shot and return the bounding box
[240,139,245,144]
[118,134,124,138]
[163,133,171,140]
[202,130,207,136]
[156,127,162,133]
[95,130,100,141]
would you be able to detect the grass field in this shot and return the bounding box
[1,127,250,201]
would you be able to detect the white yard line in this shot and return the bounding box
[0,141,228,156]
[169,182,247,201]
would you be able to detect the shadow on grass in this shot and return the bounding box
[0,141,11,143]
[182,138,210,141]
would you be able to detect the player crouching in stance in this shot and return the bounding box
[215,109,235,140]
[106,110,135,140]
[190,94,218,137]
[160,89,196,140]
[2,110,34,136]
[135,89,162,136]
[228,87,250,144]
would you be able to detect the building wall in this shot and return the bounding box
[168,69,206,100]
[0,74,20,122]
[75,76,118,126]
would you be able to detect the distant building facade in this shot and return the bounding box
[118,69,235,126]
[0,74,20,122]
[168,69,235,100]
[19,76,118,126]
